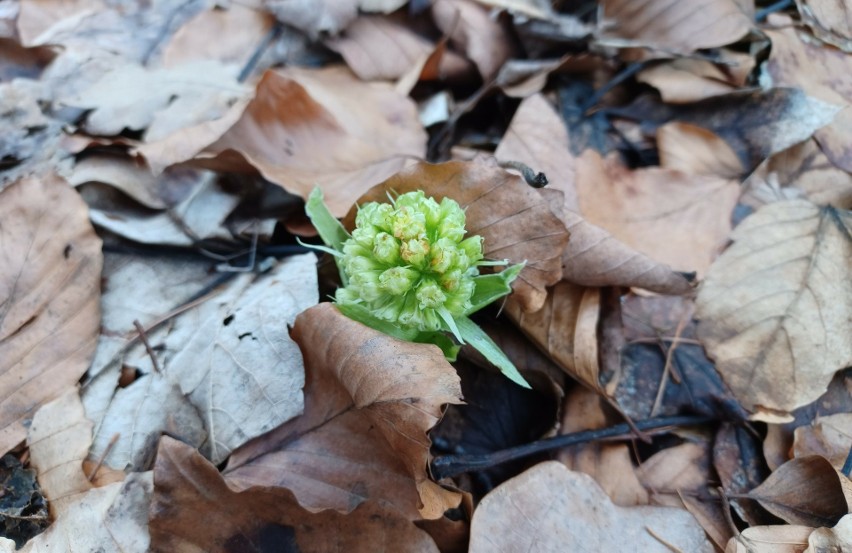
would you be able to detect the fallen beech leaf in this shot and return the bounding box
[696,200,852,413]
[657,122,744,178]
[637,442,733,550]
[806,513,852,552]
[432,0,516,80]
[264,0,358,38]
[597,0,751,54]
[746,455,852,527]
[0,174,102,456]
[27,389,94,518]
[344,157,570,312]
[756,139,852,209]
[469,461,714,552]
[560,210,695,294]
[151,437,439,553]
[637,53,755,103]
[576,150,740,276]
[160,4,275,67]
[152,66,427,217]
[796,0,852,52]
[58,60,249,141]
[765,15,852,172]
[793,413,852,470]
[16,0,104,45]
[505,282,602,391]
[557,386,649,507]
[327,15,470,83]
[16,473,152,553]
[725,525,814,553]
[224,303,463,520]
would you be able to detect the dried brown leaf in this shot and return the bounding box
[793,413,852,470]
[597,0,752,54]
[27,389,94,518]
[506,282,601,391]
[432,0,516,80]
[344,157,570,312]
[766,14,852,172]
[224,303,463,520]
[0,174,102,456]
[658,121,745,178]
[577,150,741,277]
[796,0,852,52]
[151,437,439,553]
[746,455,852,527]
[637,54,755,103]
[725,525,814,553]
[805,513,852,552]
[145,66,427,217]
[469,461,714,552]
[696,200,852,414]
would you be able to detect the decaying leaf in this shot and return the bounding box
[224,303,463,520]
[805,513,852,553]
[27,389,94,518]
[637,53,755,103]
[793,413,852,470]
[0,174,102,456]
[596,0,751,54]
[142,66,426,217]
[766,14,852,173]
[657,121,745,178]
[725,524,814,553]
[576,150,740,276]
[796,0,852,53]
[150,437,439,553]
[344,157,570,312]
[13,473,152,553]
[469,461,714,552]
[746,455,852,527]
[505,282,602,391]
[560,210,695,294]
[696,200,852,414]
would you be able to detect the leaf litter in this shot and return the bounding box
[1,0,852,551]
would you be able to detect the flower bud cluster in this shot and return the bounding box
[336,191,484,331]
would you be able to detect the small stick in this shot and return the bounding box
[651,314,690,416]
[430,414,713,480]
[842,444,852,477]
[497,160,549,188]
[645,526,685,553]
[133,319,161,373]
[87,433,120,482]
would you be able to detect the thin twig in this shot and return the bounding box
[651,314,690,416]
[133,319,161,373]
[430,414,713,480]
[718,486,741,538]
[645,526,685,553]
[238,22,284,83]
[87,433,120,482]
[842,444,852,477]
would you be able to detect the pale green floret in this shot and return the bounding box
[336,190,484,333]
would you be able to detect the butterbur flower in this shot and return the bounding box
[305,188,530,388]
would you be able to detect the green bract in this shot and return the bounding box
[305,188,530,388]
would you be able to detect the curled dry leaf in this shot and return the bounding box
[637,53,755,104]
[696,200,852,414]
[0,174,102,456]
[469,461,714,552]
[432,0,516,80]
[657,121,744,178]
[150,437,439,553]
[793,413,852,470]
[596,0,751,54]
[343,157,570,312]
[27,389,94,518]
[576,149,740,277]
[142,66,426,218]
[746,455,852,527]
[725,525,815,553]
[766,14,852,173]
[805,513,852,553]
[224,303,463,520]
[505,282,602,392]
[796,0,852,52]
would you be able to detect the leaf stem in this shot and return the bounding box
[430,414,714,480]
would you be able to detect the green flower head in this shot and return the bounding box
[335,191,481,332]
